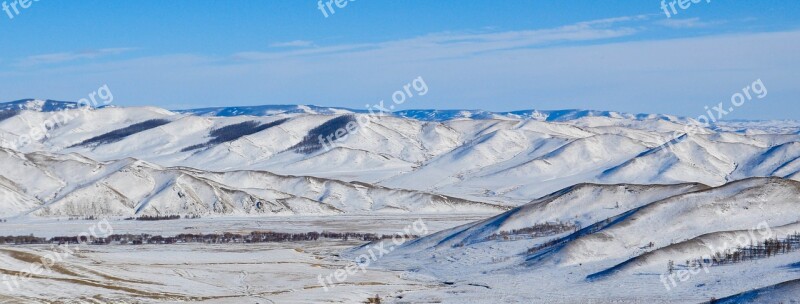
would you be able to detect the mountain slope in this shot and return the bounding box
[0,148,506,218]
[1,102,799,208]
[365,177,800,303]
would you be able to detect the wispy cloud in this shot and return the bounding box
[269,40,315,48]
[656,17,724,29]
[17,48,137,67]
[234,15,650,61]
[4,15,797,120]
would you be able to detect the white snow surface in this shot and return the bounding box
[0,105,798,211]
[2,103,800,302]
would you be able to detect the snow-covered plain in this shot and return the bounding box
[0,241,446,303]
[1,100,800,303]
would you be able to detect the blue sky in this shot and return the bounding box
[0,0,798,119]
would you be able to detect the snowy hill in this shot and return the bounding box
[0,147,505,218]
[0,99,83,112]
[175,104,362,117]
[0,102,799,208]
[2,100,800,301]
[362,177,800,302]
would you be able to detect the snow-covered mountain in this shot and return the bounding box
[0,98,748,123]
[0,147,504,217]
[0,100,799,218]
[175,104,362,117]
[0,99,84,113]
[2,100,799,301]
[358,177,800,302]
[182,106,692,123]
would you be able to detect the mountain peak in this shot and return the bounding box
[0,99,82,112]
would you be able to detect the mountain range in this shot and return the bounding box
[3,98,800,300]
[1,99,799,218]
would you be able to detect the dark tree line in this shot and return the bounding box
[0,109,19,123]
[525,218,621,254]
[526,238,564,254]
[67,216,98,221]
[72,119,171,147]
[124,215,183,221]
[181,119,288,152]
[486,221,577,241]
[688,232,800,267]
[0,235,47,245]
[1,231,419,246]
[291,115,357,154]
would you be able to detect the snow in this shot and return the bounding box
[2,101,800,302]
[0,105,794,207]
[357,177,800,302]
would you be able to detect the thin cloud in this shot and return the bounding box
[1,29,798,120]
[234,15,649,61]
[17,48,137,67]
[269,40,315,48]
[656,17,724,29]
